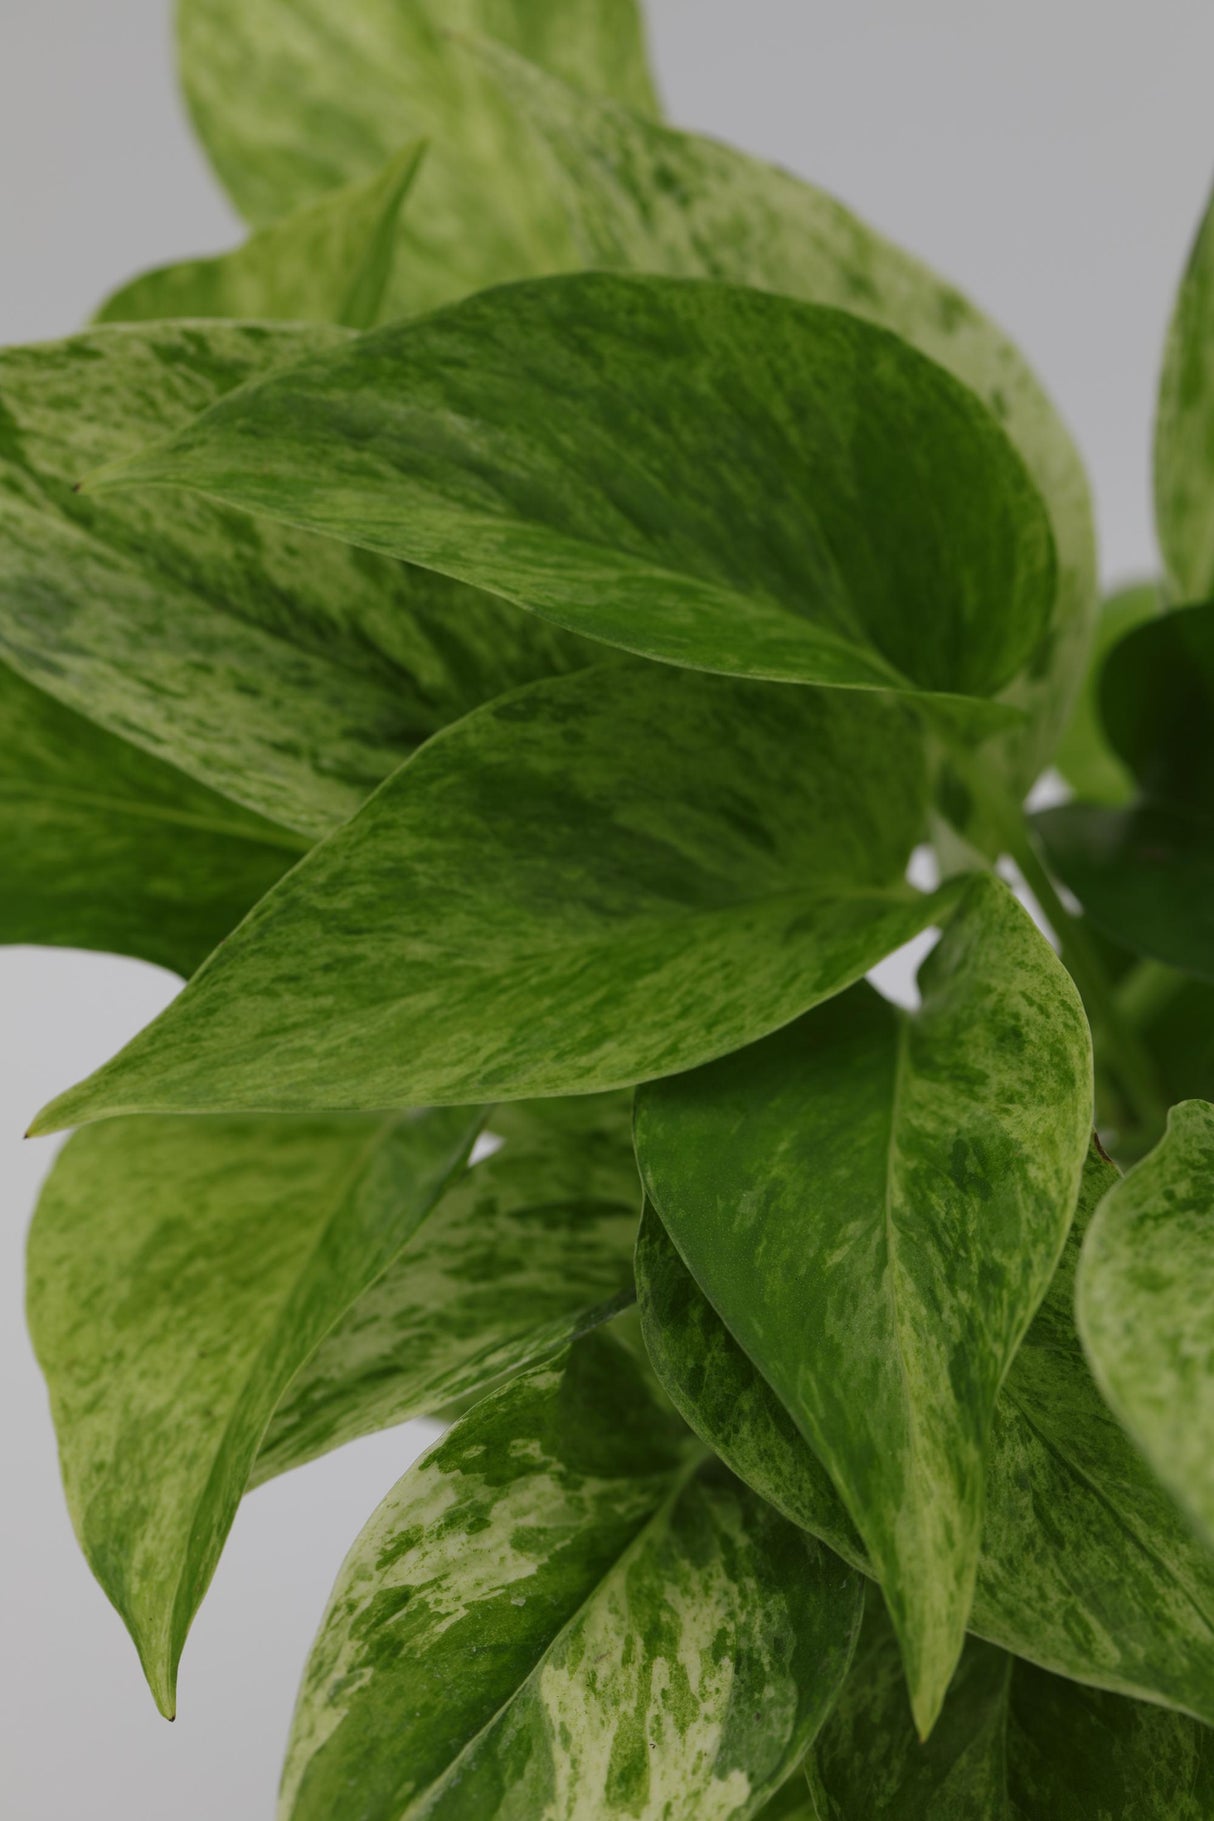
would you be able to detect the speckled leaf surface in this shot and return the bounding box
[95,141,425,329]
[88,274,1055,724]
[278,1332,863,1821]
[1054,582,1160,806]
[1078,1100,1214,1549]
[0,658,302,974]
[638,1147,1214,1724]
[32,668,945,1132]
[177,0,658,313]
[807,1592,1214,1820]
[636,875,1093,1733]
[25,1105,482,1715]
[471,44,1096,794]
[253,1092,640,1483]
[0,320,595,837]
[1157,180,1214,600]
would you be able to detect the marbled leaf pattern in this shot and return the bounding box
[636,876,1093,1733]
[0,320,596,836]
[25,1105,483,1714]
[638,1146,1214,1725]
[0,657,302,973]
[177,0,658,313]
[87,274,1055,723]
[808,1592,1214,1819]
[1157,178,1214,601]
[1078,1100,1214,1549]
[31,668,946,1131]
[278,1332,864,1821]
[95,140,426,329]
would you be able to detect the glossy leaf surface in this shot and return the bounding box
[32,669,944,1131]
[473,44,1096,790]
[636,875,1091,1732]
[1157,179,1214,599]
[26,1105,482,1714]
[808,1593,1214,1819]
[95,141,425,329]
[252,1093,640,1482]
[177,0,658,311]
[1078,1100,1214,1548]
[88,273,1056,720]
[279,1333,863,1821]
[0,320,593,836]
[0,658,302,974]
[638,1146,1214,1723]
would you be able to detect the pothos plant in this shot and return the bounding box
[10,2,1214,1815]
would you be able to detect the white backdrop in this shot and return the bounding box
[3,3,1212,1814]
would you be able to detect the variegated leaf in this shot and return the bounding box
[278,1332,863,1821]
[1157,178,1214,601]
[0,321,594,837]
[26,1105,482,1715]
[635,875,1092,1734]
[31,669,947,1132]
[1078,1099,1214,1549]
[637,1144,1214,1725]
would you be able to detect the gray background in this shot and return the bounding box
[1,2,1211,1814]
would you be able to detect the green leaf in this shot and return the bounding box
[31,667,947,1133]
[470,42,1097,793]
[252,1092,640,1483]
[25,1104,482,1716]
[94,140,425,330]
[1099,601,1214,809]
[1078,1099,1214,1550]
[1054,581,1160,806]
[0,658,302,974]
[635,874,1091,1735]
[807,1592,1214,1819]
[638,1144,1214,1724]
[177,0,659,312]
[277,1332,863,1821]
[1157,180,1214,600]
[84,272,1055,724]
[0,320,594,837]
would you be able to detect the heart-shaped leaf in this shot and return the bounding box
[635,875,1093,1733]
[85,273,1056,724]
[278,1331,863,1821]
[31,668,946,1132]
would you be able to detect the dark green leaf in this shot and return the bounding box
[31,668,946,1132]
[1156,181,1214,600]
[177,0,659,311]
[0,658,302,974]
[278,1332,863,1821]
[0,320,594,837]
[25,1105,482,1715]
[94,141,425,330]
[1099,601,1214,808]
[638,1145,1214,1724]
[252,1092,640,1483]
[85,273,1056,723]
[807,1592,1214,1819]
[470,42,1096,793]
[635,875,1091,1734]
[1078,1099,1214,1549]
[1054,581,1160,806]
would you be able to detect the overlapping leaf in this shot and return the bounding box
[807,1593,1214,1819]
[278,1332,863,1821]
[469,43,1096,793]
[26,1105,483,1715]
[635,875,1091,1733]
[1078,1099,1214,1548]
[84,274,1056,725]
[177,0,659,312]
[637,1143,1214,1723]
[95,141,425,329]
[0,658,302,973]
[1039,602,1214,977]
[1054,581,1160,805]
[0,320,595,837]
[252,1093,640,1483]
[1157,178,1214,600]
[31,668,946,1132]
